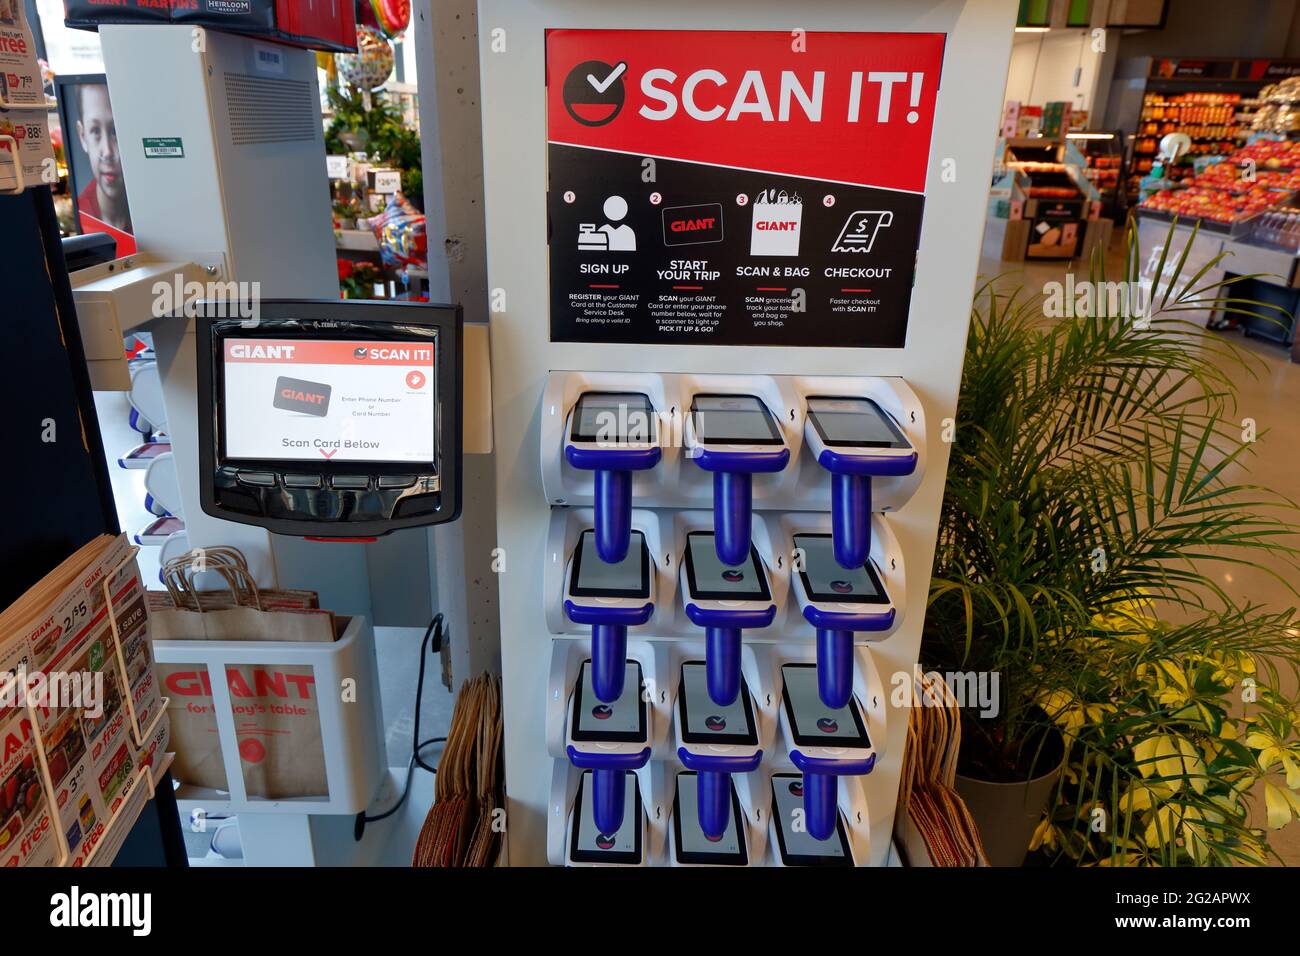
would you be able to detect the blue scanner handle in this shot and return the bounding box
[595,469,632,563]
[706,626,741,706]
[564,601,655,703]
[790,750,877,842]
[831,472,872,570]
[698,769,731,839]
[565,445,662,564]
[816,628,855,710]
[567,747,652,836]
[817,448,918,570]
[801,769,840,841]
[593,768,625,836]
[677,748,762,839]
[713,471,750,566]
[686,604,775,707]
[692,447,790,566]
[799,606,894,710]
[591,622,628,702]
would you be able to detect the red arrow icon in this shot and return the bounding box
[320,448,338,459]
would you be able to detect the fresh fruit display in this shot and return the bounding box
[1193,163,1300,193]
[1141,184,1283,224]
[1010,161,1068,175]
[1234,138,1300,169]
[1028,185,1079,199]
[1140,135,1300,226]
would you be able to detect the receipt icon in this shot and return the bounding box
[831,210,894,254]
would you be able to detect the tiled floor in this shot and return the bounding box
[977,228,1300,865]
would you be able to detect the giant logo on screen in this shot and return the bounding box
[230,343,295,360]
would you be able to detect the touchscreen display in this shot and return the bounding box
[684,532,771,601]
[806,396,909,449]
[793,534,889,605]
[781,663,870,748]
[690,394,783,445]
[570,530,650,599]
[571,661,647,743]
[770,774,852,866]
[570,391,656,444]
[678,661,757,746]
[222,338,436,464]
[673,772,747,865]
[570,770,642,864]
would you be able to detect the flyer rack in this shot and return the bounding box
[20,545,173,867]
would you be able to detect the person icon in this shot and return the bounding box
[578,195,636,251]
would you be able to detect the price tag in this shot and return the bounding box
[373,169,402,194]
[326,155,350,179]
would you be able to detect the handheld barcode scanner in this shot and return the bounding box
[567,769,645,866]
[790,532,894,709]
[674,661,761,839]
[684,394,789,566]
[680,530,776,707]
[565,660,651,836]
[778,662,875,841]
[672,772,749,866]
[769,773,853,867]
[803,397,916,569]
[563,529,654,701]
[564,391,661,563]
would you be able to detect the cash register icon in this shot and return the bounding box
[578,195,637,252]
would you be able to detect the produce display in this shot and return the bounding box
[1193,161,1300,193]
[1139,184,1279,224]
[1234,138,1300,168]
[1250,77,1300,134]
[1140,139,1299,227]
[1009,161,1082,199]
[1129,92,1243,198]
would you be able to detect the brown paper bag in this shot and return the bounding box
[150,549,337,800]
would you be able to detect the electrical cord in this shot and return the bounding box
[354,614,446,840]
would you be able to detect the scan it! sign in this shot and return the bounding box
[545,29,946,348]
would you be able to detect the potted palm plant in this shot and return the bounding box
[923,220,1300,865]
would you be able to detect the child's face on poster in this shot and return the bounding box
[77,85,125,201]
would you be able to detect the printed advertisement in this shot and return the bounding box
[546,29,946,347]
[0,1,53,195]
[0,537,167,867]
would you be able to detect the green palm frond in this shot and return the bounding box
[925,219,1300,866]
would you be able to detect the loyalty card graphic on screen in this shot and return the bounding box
[222,339,436,463]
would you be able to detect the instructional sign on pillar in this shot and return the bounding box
[545,29,946,347]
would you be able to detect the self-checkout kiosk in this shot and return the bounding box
[481,0,1017,866]
[63,23,476,866]
[57,0,1017,868]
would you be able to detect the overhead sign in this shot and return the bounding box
[545,28,946,347]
